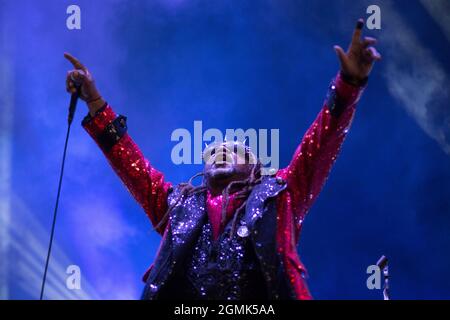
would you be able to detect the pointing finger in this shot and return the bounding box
[64,52,86,71]
[351,18,365,45]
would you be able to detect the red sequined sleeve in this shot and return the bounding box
[277,72,365,228]
[82,105,172,234]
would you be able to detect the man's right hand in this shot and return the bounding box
[64,52,105,116]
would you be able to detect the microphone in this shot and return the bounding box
[68,86,81,125]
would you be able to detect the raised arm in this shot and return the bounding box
[277,19,381,224]
[64,53,172,234]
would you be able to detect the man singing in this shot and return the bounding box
[64,19,381,300]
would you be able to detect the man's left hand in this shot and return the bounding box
[334,18,382,85]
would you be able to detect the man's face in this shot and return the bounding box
[203,141,257,191]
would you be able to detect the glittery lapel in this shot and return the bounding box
[169,190,207,258]
[242,176,287,231]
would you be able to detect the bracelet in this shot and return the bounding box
[81,102,108,127]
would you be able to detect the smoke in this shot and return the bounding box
[0,0,146,299]
[420,0,450,43]
[381,1,450,155]
[8,194,100,299]
[0,23,13,299]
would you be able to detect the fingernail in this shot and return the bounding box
[357,20,364,29]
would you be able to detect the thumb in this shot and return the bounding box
[334,45,347,65]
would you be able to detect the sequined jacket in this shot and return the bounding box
[82,72,365,300]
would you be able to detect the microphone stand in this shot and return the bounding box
[376,255,390,300]
[40,88,80,300]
